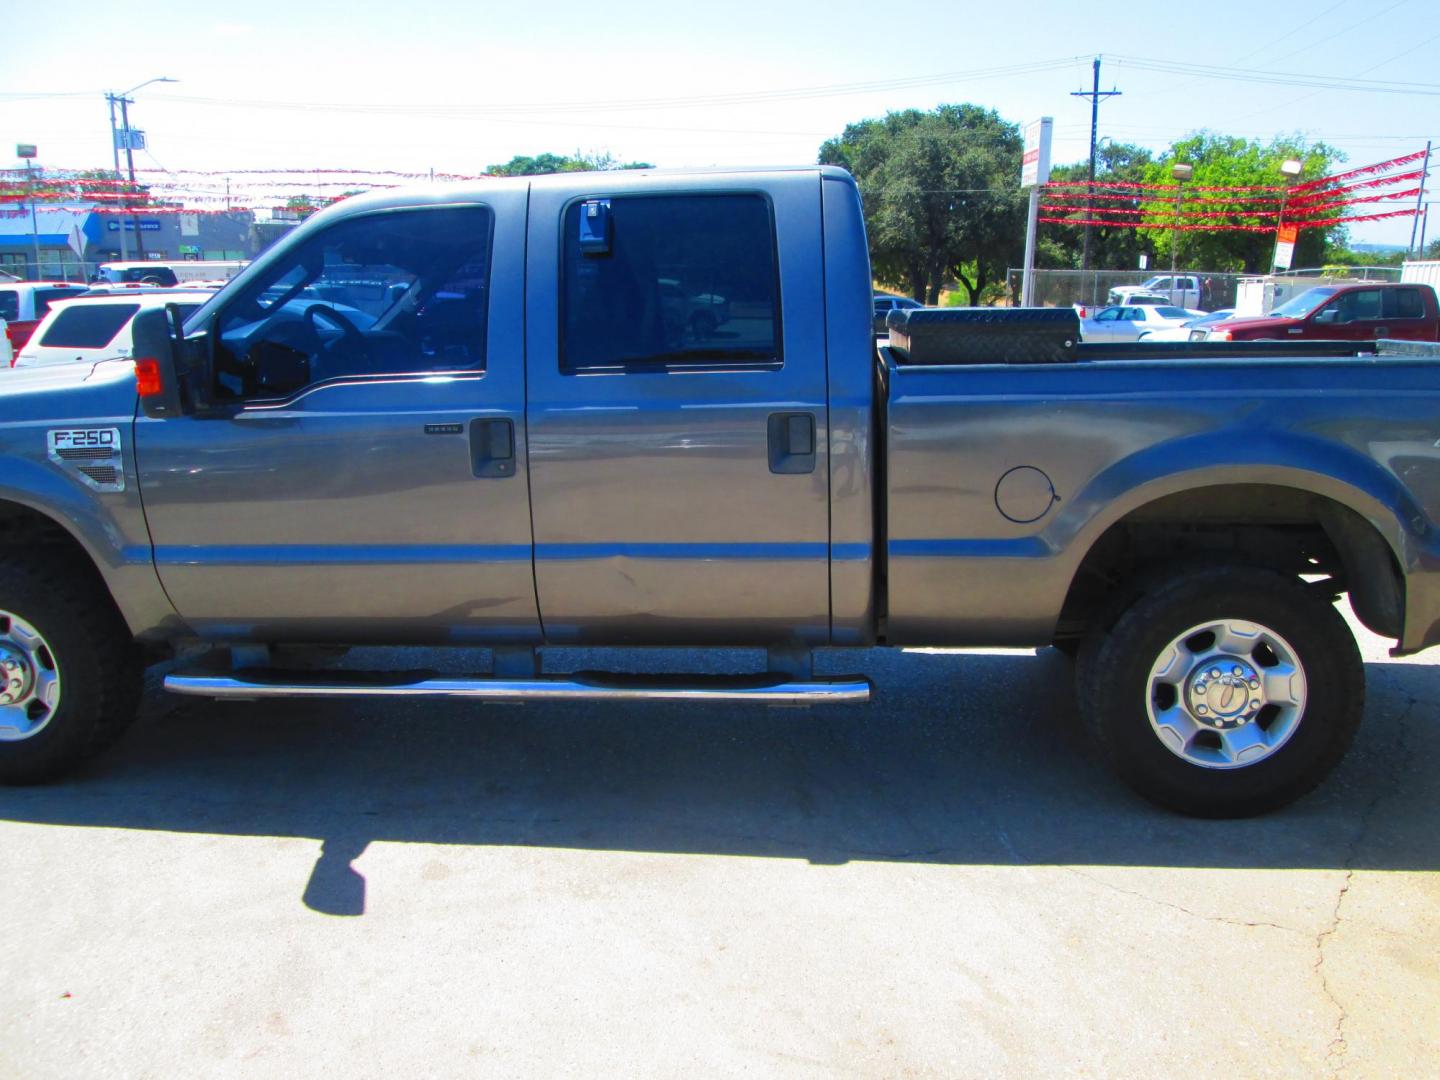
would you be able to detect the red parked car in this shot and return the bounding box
[1208,283,1440,343]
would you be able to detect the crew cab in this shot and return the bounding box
[0,282,90,358]
[2,166,1439,820]
[1209,282,1440,343]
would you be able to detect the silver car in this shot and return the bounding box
[1080,304,1202,342]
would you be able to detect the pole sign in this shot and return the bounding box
[1020,117,1053,189]
[16,144,37,159]
[1274,223,1299,271]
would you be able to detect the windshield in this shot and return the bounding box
[1269,287,1339,319]
[1184,311,1233,328]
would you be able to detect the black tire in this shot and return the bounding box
[1075,565,1362,817]
[0,553,143,784]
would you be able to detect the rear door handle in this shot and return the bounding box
[768,412,816,474]
[470,418,515,478]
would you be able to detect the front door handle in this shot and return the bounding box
[470,418,515,478]
[768,412,816,474]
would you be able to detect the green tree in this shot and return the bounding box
[819,104,1026,304]
[1136,134,1342,273]
[1039,142,1156,271]
[487,151,652,176]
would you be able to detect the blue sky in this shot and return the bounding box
[4,0,1436,246]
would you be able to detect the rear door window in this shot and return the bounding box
[0,290,16,321]
[39,303,141,348]
[1384,288,1426,320]
[560,193,781,371]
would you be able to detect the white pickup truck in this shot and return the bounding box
[1109,275,1201,309]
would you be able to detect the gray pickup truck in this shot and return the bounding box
[2,165,1438,817]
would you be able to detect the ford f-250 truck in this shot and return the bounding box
[2,166,1439,817]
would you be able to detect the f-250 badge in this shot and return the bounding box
[47,427,125,493]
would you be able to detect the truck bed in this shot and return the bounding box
[880,342,1440,653]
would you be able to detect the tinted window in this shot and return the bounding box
[1350,290,1382,319]
[39,304,140,348]
[1156,306,1189,318]
[0,290,15,321]
[35,288,86,316]
[1385,288,1426,319]
[561,194,780,370]
[214,206,493,400]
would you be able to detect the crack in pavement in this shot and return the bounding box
[1314,690,1418,1079]
[1061,866,1308,934]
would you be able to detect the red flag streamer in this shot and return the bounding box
[1043,179,1284,193]
[1289,149,1428,193]
[1288,171,1426,205]
[1040,203,1281,220]
[1039,208,1417,231]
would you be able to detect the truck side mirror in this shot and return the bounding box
[129,307,186,419]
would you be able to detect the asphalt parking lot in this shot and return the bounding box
[1,614,1436,1078]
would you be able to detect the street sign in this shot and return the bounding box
[1020,118,1053,189]
[1274,223,1299,271]
[16,144,37,159]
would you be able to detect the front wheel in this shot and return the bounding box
[0,554,143,784]
[1076,566,1363,817]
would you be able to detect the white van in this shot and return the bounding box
[93,260,247,287]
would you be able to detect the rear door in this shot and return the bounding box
[136,193,540,643]
[524,172,831,645]
[1380,286,1435,340]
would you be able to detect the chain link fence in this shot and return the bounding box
[1005,269,1248,311]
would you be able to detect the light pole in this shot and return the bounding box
[104,77,176,263]
[1170,163,1192,298]
[16,143,42,279]
[1274,158,1304,272]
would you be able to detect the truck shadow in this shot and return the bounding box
[0,647,1433,916]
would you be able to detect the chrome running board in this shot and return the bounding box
[163,669,872,705]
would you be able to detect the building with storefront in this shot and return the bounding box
[0,206,255,281]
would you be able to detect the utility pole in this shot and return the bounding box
[106,93,130,261]
[117,95,145,261]
[1410,140,1431,253]
[1071,57,1121,297]
[103,79,174,265]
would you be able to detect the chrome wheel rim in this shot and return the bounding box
[0,611,62,742]
[1145,618,1306,770]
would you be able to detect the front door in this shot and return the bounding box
[135,195,540,644]
[523,174,831,645]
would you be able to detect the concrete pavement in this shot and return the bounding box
[1,619,1436,1077]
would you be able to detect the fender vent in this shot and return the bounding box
[78,465,120,487]
[46,427,125,493]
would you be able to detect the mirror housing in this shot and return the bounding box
[129,307,186,419]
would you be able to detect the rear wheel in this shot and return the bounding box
[1076,566,1362,817]
[0,554,143,784]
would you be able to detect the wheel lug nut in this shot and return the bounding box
[1209,668,1220,678]
[1196,704,1208,714]
[1232,666,1243,676]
